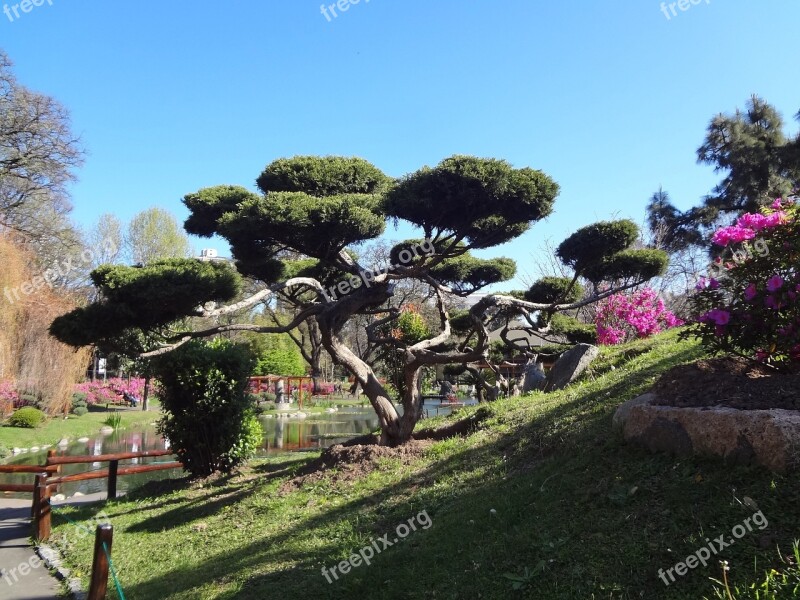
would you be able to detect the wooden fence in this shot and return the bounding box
[0,448,182,597]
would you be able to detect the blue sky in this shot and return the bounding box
[2,0,799,287]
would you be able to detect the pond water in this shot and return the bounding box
[1,399,476,499]
[0,425,179,500]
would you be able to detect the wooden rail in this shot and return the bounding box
[48,462,182,486]
[0,464,58,492]
[46,449,174,465]
[0,464,59,473]
[1,447,181,541]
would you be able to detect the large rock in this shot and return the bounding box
[542,344,599,392]
[520,360,547,393]
[614,394,800,473]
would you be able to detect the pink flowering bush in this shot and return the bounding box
[0,380,18,418]
[73,378,148,405]
[690,198,800,371]
[595,287,683,345]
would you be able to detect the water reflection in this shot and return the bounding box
[2,399,478,498]
[1,425,177,499]
[258,408,381,453]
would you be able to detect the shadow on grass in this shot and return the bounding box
[70,340,800,600]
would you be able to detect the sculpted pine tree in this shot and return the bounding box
[647,96,800,253]
[51,155,667,446]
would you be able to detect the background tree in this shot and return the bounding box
[52,155,667,446]
[647,97,800,258]
[125,207,192,265]
[0,51,84,243]
[248,329,306,377]
[85,213,123,268]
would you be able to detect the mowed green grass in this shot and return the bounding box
[0,402,161,450]
[51,331,800,599]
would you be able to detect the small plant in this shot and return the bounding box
[502,561,547,591]
[8,406,46,428]
[104,413,123,430]
[71,394,88,415]
[0,445,10,458]
[706,541,800,599]
[255,401,276,414]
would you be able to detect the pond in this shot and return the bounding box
[1,399,476,500]
[258,398,477,451]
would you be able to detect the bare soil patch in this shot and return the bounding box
[279,440,432,493]
[652,357,800,411]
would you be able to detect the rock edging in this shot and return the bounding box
[614,393,800,472]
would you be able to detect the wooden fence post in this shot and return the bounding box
[31,473,40,518]
[108,460,118,500]
[87,524,113,600]
[33,472,51,541]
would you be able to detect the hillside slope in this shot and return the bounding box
[53,331,800,599]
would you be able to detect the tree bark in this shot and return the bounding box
[322,328,405,445]
[142,373,150,412]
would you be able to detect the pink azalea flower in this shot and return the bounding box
[743,283,758,301]
[765,295,782,310]
[705,309,731,326]
[711,226,756,246]
[771,198,784,210]
[736,213,769,231]
[764,211,789,228]
[767,275,784,292]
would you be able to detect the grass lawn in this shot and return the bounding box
[51,331,800,599]
[0,402,161,451]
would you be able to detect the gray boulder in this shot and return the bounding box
[542,344,599,392]
[520,360,547,393]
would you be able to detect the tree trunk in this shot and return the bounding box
[142,372,150,411]
[319,324,409,446]
[310,346,323,394]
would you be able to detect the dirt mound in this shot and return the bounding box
[653,357,800,411]
[279,440,432,493]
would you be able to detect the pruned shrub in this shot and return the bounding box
[151,339,258,477]
[8,406,45,428]
[72,406,88,417]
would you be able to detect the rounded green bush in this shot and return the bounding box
[227,411,264,464]
[525,277,584,305]
[9,407,45,428]
[72,406,89,417]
